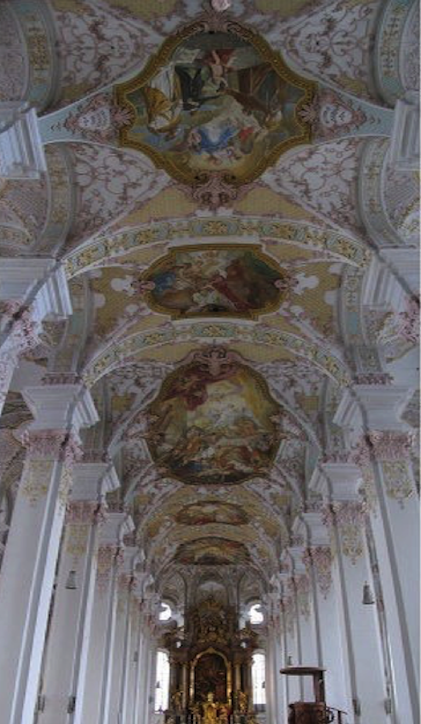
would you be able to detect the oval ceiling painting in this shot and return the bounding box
[146,346,281,485]
[141,244,289,319]
[115,21,315,186]
[175,537,250,566]
[175,501,249,526]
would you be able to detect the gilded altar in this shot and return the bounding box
[162,596,258,721]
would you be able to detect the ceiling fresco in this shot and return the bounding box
[175,500,250,526]
[175,537,251,566]
[141,244,290,319]
[115,21,315,187]
[145,347,281,485]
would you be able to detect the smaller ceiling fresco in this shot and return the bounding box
[141,244,290,319]
[175,537,250,566]
[115,22,314,186]
[146,346,281,485]
[175,500,250,526]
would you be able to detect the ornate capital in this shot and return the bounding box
[287,573,311,619]
[118,573,133,592]
[354,430,415,464]
[66,500,99,525]
[20,429,83,466]
[1,301,41,356]
[354,373,393,385]
[303,546,332,598]
[322,501,366,564]
[368,430,414,461]
[96,543,119,592]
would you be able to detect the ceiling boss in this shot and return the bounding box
[114,14,315,202]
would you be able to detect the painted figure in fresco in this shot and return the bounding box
[144,247,285,319]
[176,500,248,526]
[146,357,280,485]
[117,29,313,179]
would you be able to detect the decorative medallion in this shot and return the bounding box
[115,18,315,195]
[175,537,250,565]
[137,244,290,319]
[146,346,281,485]
[175,500,249,525]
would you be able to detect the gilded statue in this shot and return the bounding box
[236,690,248,714]
[219,702,230,723]
[171,690,183,712]
[203,692,218,724]
[191,702,202,723]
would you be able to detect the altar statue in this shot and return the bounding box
[219,702,230,723]
[236,690,248,714]
[203,692,218,724]
[171,690,183,712]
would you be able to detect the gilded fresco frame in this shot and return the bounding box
[190,647,232,702]
[115,17,316,187]
[142,243,289,320]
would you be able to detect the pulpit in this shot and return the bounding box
[280,667,333,724]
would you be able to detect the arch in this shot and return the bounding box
[82,323,352,388]
[63,217,371,278]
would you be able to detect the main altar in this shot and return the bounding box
[162,597,259,723]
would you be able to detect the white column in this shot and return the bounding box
[79,513,134,724]
[136,625,151,723]
[335,385,420,724]
[132,608,147,724]
[125,597,142,724]
[0,383,97,724]
[108,547,138,724]
[265,592,285,724]
[302,510,351,716]
[38,461,119,724]
[322,462,388,724]
[288,545,319,700]
[0,259,72,416]
[146,647,158,722]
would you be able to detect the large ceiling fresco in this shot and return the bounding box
[146,347,281,485]
[115,21,315,187]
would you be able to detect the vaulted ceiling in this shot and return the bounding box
[0,0,419,611]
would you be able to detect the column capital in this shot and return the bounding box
[321,462,362,501]
[0,259,72,319]
[20,429,83,466]
[380,247,420,296]
[22,383,99,432]
[119,546,140,578]
[301,511,330,546]
[72,462,120,500]
[286,545,308,576]
[99,513,134,548]
[334,384,413,431]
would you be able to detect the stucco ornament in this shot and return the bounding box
[211,0,231,10]
[323,502,366,564]
[303,546,332,598]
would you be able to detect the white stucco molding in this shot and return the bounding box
[0,102,46,179]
